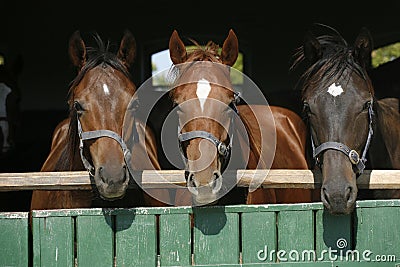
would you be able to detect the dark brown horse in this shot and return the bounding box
[368,97,400,199]
[168,29,311,206]
[31,30,169,210]
[292,25,400,214]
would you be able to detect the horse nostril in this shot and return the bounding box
[211,171,222,194]
[345,186,352,202]
[322,187,331,206]
[187,172,199,196]
[187,173,196,188]
[98,167,107,184]
[121,165,128,183]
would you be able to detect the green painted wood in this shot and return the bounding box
[277,210,314,262]
[355,205,400,262]
[241,211,277,263]
[193,207,240,265]
[315,210,352,261]
[115,213,157,267]
[28,200,400,266]
[76,215,114,267]
[159,213,191,266]
[35,216,74,266]
[0,213,29,267]
[32,217,41,267]
[175,262,397,266]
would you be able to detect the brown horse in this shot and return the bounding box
[291,25,399,214]
[168,29,311,206]
[369,97,400,199]
[237,104,313,204]
[31,30,169,210]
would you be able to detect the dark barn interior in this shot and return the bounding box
[1,0,399,210]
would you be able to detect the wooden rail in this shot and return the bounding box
[0,169,400,191]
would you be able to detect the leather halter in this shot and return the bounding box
[177,92,240,174]
[311,101,374,174]
[76,105,138,178]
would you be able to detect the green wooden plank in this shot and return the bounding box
[193,207,240,265]
[277,210,314,262]
[315,210,352,261]
[115,213,157,267]
[355,199,400,208]
[33,217,41,267]
[355,205,400,262]
[159,213,191,266]
[76,215,114,267]
[36,216,74,266]
[0,213,29,267]
[176,262,398,266]
[241,211,277,263]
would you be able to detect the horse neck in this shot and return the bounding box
[373,98,400,168]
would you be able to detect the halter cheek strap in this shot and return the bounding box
[311,102,374,174]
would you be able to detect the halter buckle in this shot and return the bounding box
[217,142,227,156]
[349,150,360,165]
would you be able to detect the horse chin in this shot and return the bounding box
[98,193,126,201]
[93,176,129,201]
[321,187,357,215]
[324,202,356,215]
[95,185,127,201]
[192,197,219,206]
[191,190,220,206]
[93,164,130,201]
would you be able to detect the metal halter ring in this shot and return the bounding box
[348,150,360,165]
[217,142,228,156]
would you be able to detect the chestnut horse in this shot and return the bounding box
[292,25,400,214]
[168,29,311,206]
[31,30,169,210]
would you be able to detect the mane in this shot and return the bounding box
[291,31,374,100]
[186,40,222,62]
[60,33,133,170]
[168,40,223,91]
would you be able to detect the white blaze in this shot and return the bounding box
[196,78,211,112]
[327,83,344,97]
[103,83,110,95]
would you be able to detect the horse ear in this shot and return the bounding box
[169,30,187,64]
[303,31,322,64]
[117,29,136,69]
[221,29,239,66]
[353,27,373,69]
[68,31,86,69]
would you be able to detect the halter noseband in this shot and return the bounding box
[76,101,139,178]
[177,92,240,174]
[311,101,374,174]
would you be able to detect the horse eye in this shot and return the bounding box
[363,100,372,110]
[303,102,311,114]
[73,101,85,113]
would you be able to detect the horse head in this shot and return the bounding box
[294,26,374,214]
[168,29,239,205]
[67,30,136,200]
